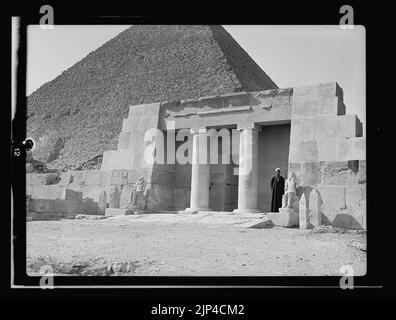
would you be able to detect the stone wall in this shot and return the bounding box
[288,83,366,229]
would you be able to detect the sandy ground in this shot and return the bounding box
[26,217,366,276]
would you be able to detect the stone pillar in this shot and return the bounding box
[299,193,310,229]
[233,124,261,214]
[185,128,211,212]
[309,188,322,227]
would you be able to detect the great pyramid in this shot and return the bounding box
[27,25,278,171]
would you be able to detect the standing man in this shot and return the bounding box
[270,168,285,212]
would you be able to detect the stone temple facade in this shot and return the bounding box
[99,81,366,229]
[26,81,365,230]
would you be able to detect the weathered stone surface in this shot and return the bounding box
[107,186,121,208]
[146,184,174,210]
[320,161,358,185]
[299,193,310,229]
[69,171,88,186]
[309,188,322,227]
[60,188,83,201]
[44,173,61,185]
[316,185,346,221]
[346,184,365,209]
[151,164,175,185]
[337,137,366,161]
[31,185,63,200]
[267,208,299,227]
[84,170,103,186]
[58,171,73,186]
[81,199,102,215]
[358,160,366,184]
[29,199,56,213]
[29,212,59,221]
[98,190,108,214]
[111,170,129,185]
[54,200,83,214]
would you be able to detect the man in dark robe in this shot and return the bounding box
[270,168,285,212]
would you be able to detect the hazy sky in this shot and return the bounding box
[24,25,365,131]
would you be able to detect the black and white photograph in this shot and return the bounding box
[6,2,390,304]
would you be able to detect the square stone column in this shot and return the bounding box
[233,124,261,214]
[185,128,212,213]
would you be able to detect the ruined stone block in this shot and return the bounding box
[300,162,321,186]
[31,185,63,200]
[60,188,83,201]
[309,188,322,227]
[98,190,107,215]
[58,171,73,186]
[320,161,358,185]
[358,160,366,184]
[107,186,121,208]
[316,185,346,220]
[337,137,366,161]
[54,199,83,214]
[267,208,299,227]
[29,199,56,213]
[111,170,129,185]
[299,193,310,229]
[101,149,134,171]
[346,185,365,209]
[151,164,175,185]
[84,170,103,186]
[69,171,88,186]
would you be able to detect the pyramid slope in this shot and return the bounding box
[27,25,278,171]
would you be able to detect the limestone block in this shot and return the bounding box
[101,149,134,171]
[84,170,103,186]
[175,164,192,188]
[320,161,358,185]
[107,186,121,208]
[358,160,366,184]
[69,171,88,186]
[267,208,299,227]
[332,208,365,230]
[101,170,114,186]
[316,185,346,219]
[29,212,59,221]
[299,193,310,229]
[346,185,365,209]
[30,174,47,185]
[81,199,102,215]
[111,170,129,185]
[293,82,342,99]
[316,139,338,162]
[151,164,175,185]
[98,190,107,214]
[60,188,83,201]
[54,200,83,214]
[105,208,135,216]
[291,115,360,143]
[31,185,63,200]
[146,184,174,210]
[337,137,366,161]
[29,199,55,213]
[119,184,133,208]
[128,102,160,119]
[117,132,131,150]
[58,171,73,187]
[309,188,322,227]
[174,188,188,210]
[300,162,321,186]
[209,184,226,211]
